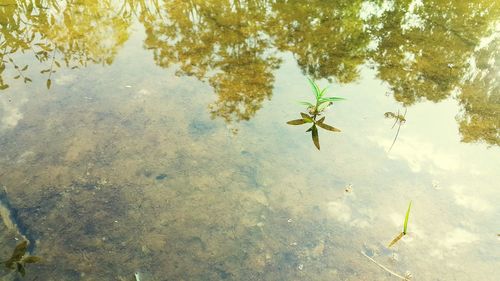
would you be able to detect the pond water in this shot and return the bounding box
[0,1,499,280]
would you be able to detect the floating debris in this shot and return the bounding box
[155,173,168,180]
[361,251,411,280]
[431,180,441,190]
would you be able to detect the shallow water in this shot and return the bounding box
[0,0,499,280]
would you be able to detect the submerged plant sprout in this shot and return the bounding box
[287,78,344,149]
[3,241,41,277]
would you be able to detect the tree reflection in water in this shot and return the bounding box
[0,0,498,145]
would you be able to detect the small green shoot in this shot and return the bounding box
[403,201,412,235]
[388,201,412,247]
[287,78,344,150]
[301,78,345,116]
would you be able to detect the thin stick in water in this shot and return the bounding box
[361,251,410,280]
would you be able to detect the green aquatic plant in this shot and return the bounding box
[300,78,345,116]
[3,240,41,277]
[287,78,344,150]
[388,201,412,247]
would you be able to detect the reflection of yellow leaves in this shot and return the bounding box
[0,0,131,75]
[0,0,498,138]
[140,0,281,123]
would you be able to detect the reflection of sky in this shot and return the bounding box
[0,95,26,130]
[452,185,494,213]
[372,134,461,173]
[0,6,498,278]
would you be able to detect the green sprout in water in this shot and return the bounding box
[287,78,344,150]
[3,240,41,277]
[388,201,412,247]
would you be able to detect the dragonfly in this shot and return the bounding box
[384,108,407,152]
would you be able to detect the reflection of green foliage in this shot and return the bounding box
[0,0,132,89]
[269,0,369,83]
[3,240,41,277]
[367,0,498,104]
[0,0,498,145]
[457,37,500,146]
[140,0,280,123]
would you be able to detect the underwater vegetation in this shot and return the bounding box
[287,78,344,150]
[388,201,412,248]
[2,240,41,277]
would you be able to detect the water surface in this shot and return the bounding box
[0,0,499,280]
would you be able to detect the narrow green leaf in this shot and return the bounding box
[307,78,321,99]
[317,117,325,124]
[403,201,412,234]
[306,126,313,132]
[311,125,320,150]
[319,87,328,98]
[13,75,20,79]
[287,119,306,125]
[298,101,314,107]
[21,65,28,71]
[0,84,9,90]
[319,96,345,102]
[317,122,341,132]
[388,232,404,248]
[24,77,32,83]
[46,79,51,89]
